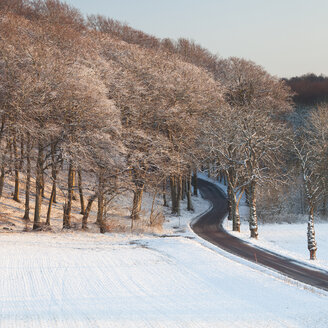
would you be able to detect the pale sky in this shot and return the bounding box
[65,0,328,78]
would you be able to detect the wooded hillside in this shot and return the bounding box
[0,0,327,259]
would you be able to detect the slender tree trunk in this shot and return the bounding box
[299,187,304,214]
[0,163,5,199]
[50,144,57,203]
[96,174,105,231]
[33,142,44,230]
[207,162,211,178]
[245,185,250,206]
[170,175,180,215]
[82,193,97,230]
[149,191,158,226]
[13,135,20,202]
[233,195,240,232]
[23,135,31,222]
[234,189,244,232]
[181,177,186,200]
[230,188,237,229]
[227,180,233,221]
[131,182,144,221]
[170,176,177,213]
[177,175,182,202]
[46,185,55,226]
[41,172,45,198]
[19,136,24,170]
[46,144,57,226]
[163,180,168,207]
[192,169,198,196]
[77,170,85,214]
[249,180,258,239]
[72,169,76,200]
[63,161,74,229]
[14,166,20,202]
[187,171,194,212]
[0,139,10,199]
[307,204,317,260]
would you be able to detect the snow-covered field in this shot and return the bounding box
[1,194,328,327]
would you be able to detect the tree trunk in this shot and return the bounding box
[51,144,57,203]
[192,169,198,196]
[149,191,158,226]
[245,185,250,206]
[13,135,20,202]
[131,182,144,221]
[19,136,24,170]
[300,187,304,214]
[187,172,194,212]
[82,193,97,230]
[41,172,45,198]
[233,189,244,232]
[249,180,258,239]
[72,169,77,200]
[230,189,237,230]
[23,135,31,222]
[63,161,74,229]
[77,170,85,214]
[233,197,241,232]
[46,185,55,226]
[227,181,233,221]
[307,204,317,260]
[170,175,180,215]
[0,163,5,199]
[0,138,9,199]
[181,177,186,200]
[177,175,182,202]
[33,142,44,230]
[96,174,105,233]
[163,180,168,207]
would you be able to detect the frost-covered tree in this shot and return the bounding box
[293,104,328,259]
[215,58,293,238]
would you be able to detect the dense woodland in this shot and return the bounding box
[285,73,328,105]
[0,0,327,260]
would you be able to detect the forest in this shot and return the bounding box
[0,0,327,260]
[285,73,328,105]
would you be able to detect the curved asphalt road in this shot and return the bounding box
[192,178,328,292]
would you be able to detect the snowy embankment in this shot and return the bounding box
[1,193,328,327]
[199,172,328,272]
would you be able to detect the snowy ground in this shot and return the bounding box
[1,194,328,327]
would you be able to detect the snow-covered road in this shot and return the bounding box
[1,230,328,328]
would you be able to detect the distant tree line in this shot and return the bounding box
[284,73,328,105]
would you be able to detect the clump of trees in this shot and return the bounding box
[1,0,326,260]
[0,0,223,234]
